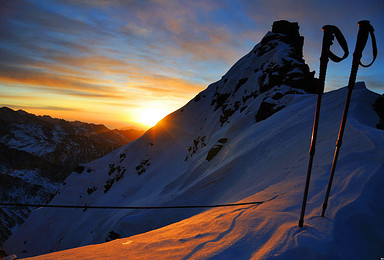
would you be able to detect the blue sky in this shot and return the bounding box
[0,0,383,128]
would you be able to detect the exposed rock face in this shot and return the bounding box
[272,20,304,60]
[268,20,317,93]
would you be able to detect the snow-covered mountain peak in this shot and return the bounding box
[185,20,317,132]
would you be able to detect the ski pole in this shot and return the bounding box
[298,25,348,228]
[321,20,377,218]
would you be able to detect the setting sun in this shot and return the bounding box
[137,107,169,127]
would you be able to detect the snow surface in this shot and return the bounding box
[4,27,384,259]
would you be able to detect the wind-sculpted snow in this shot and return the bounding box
[3,21,384,259]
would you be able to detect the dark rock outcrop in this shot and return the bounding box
[272,20,304,60]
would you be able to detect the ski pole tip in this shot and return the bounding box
[298,219,304,228]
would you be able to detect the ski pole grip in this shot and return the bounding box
[327,25,349,62]
[356,20,377,67]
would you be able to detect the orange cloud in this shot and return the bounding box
[0,69,124,99]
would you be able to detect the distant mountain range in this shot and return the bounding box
[0,107,144,246]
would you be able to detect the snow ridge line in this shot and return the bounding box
[0,195,280,210]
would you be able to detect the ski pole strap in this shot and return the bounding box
[317,25,348,95]
[356,20,377,68]
[325,25,349,63]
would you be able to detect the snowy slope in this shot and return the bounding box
[4,21,384,259]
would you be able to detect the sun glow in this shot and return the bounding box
[137,107,169,128]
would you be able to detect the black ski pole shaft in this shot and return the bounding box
[298,25,348,228]
[321,20,377,217]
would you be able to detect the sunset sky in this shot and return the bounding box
[1,0,383,129]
